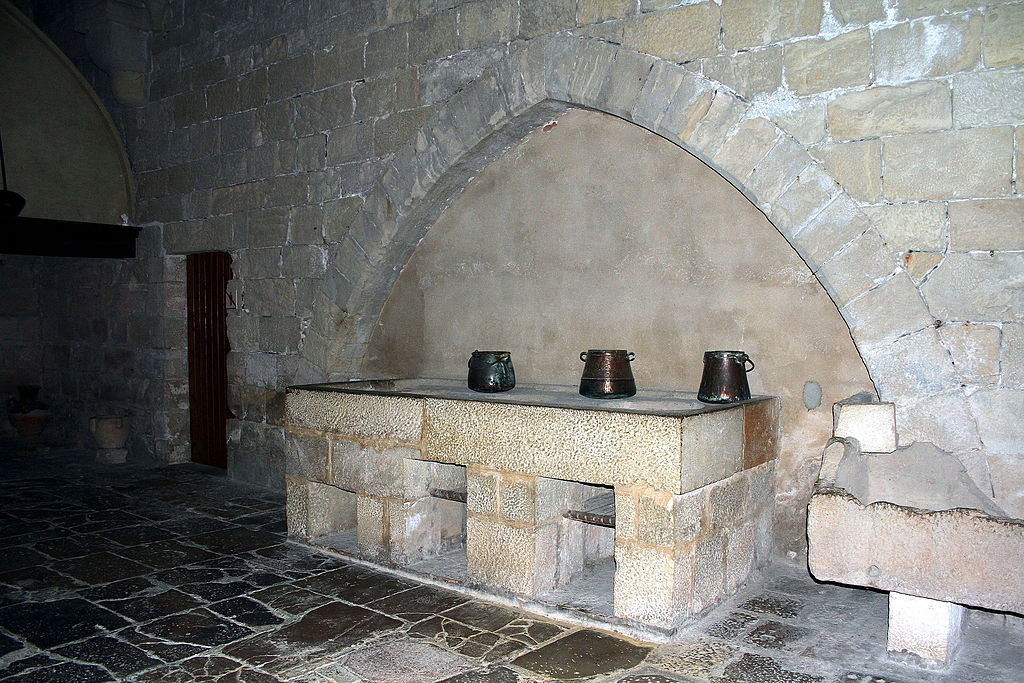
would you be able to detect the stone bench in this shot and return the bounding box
[284,378,780,633]
[807,398,1024,668]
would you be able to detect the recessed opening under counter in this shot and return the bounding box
[283,378,780,636]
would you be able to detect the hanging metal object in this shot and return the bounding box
[0,127,26,217]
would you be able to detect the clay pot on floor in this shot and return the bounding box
[89,416,129,449]
[8,385,49,438]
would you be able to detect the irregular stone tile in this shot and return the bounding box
[720,653,823,682]
[293,566,415,604]
[437,665,521,682]
[440,601,524,633]
[222,602,401,674]
[494,618,565,646]
[737,595,804,618]
[208,596,284,627]
[131,655,279,682]
[838,674,908,683]
[367,584,470,622]
[0,653,62,678]
[0,565,85,595]
[615,672,686,683]
[177,580,259,602]
[705,612,759,640]
[140,608,253,647]
[1,660,114,682]
[114,540,220,570]
[0,598,128,648]
[1,547,51,572]
[188,529,283,554]
[248,584,331,616]
[101,589,205,621]
[247,543,338,574]
[55,635,162,677]
[98,525,178,546]
[0,628,21,656]
[155,567,233,587]
[59,551,152,584]
[648,638,737,678]
[160,517,240,537]
[476,638,530,663]
[34,534,118,559]
[344,634,477,683]
[512,629,650,679]
[744,621,813,650]
[80,577,159,602]
[118,627,206,663]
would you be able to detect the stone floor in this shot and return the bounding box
[1,442,1021,682]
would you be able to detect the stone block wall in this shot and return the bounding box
[18,0,1024,544]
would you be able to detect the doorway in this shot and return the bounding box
[186,252,232,468]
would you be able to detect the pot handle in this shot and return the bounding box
[744,357,755,372]
[580,351,588,362]
[627,352,636,362]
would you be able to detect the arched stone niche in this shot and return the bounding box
[303,36,979,548]
[365,107,874,548]
[0,1,132,222]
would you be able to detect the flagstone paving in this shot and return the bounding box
[0,441,1020,682]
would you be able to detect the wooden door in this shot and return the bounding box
[186,252,232,468]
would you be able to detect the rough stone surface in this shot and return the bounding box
[938,323,1001,386]
[983,3,1024,67]
[700,47,784,100]
[1001,324,1024,389]
[827,81,952,140]
[832,400,896,453]
[810,140,881,203]
[620,4,721,63]
[884,128,1013,200]
[874,14,982,84]
[722,0,823,49]
[952,70,1024,128]
[969,390,1024,456]
[286,389,423,442]
[887,592,965,668]
[921,252,1024,323]
[861,201,945,254]
[948,199,1024,251]
[784,29,872,95]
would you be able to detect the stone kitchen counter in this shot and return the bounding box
[284,379,781,635]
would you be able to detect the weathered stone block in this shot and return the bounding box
[784,29,872,95]
[459,0,514,50]
[567,39,617,107]
[938,323,1000,386]
[725,522,756,593]
[953,70,1024,127]
[467,467,499,515]
[768,163,837,237]
[425,399,682,492]
[389,496,465,564]
[743,399,779,469]
[578,0,633,24]
[808,486,1024,614]
[969,389,1024,456]
[1002,324,1024,389]
[287,390,423,441]
[723,0,822,49]
[614,543,689,628]
[692,532,725,613]
[887,593,965,668]
[815,229,895,306]
[519,0,576,38]
[700,46,783,100]
[621,4,720,62]
[658,75,715,143]
[286,475,310,538]
[615,490,638,541]
[830,0,885,24]
[874,14,981,84]
[307,481,357,538]
[983,3,1024,67]
[595,49,656,119]
[500,475,537,525]
[711,117,780,185]
[686,92,746,158]
[948,199,1024,251]
[356,495,387,562]
[466,515,557,595]
[332,440,417,497]
[744,137,810,208]
[862,201,945,254]
[365,26,407,76]
[408,10,458,65]
[708,473,749,529]
[636,492,675,548]
[810,140,881,204]
[827,81,951,140]
[287,431,331,481]
[921,251,1024,322]
[832,400,896,452]
[884,128,1013,200]
[673,488,705,545]
[679,408,743,493]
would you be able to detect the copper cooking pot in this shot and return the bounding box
[579,349,636,399]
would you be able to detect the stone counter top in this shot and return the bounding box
[287,377,773,418]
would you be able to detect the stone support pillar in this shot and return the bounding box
[465,467,574,596]
[887,592,965,668]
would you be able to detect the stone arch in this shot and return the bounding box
[303,35,972,454]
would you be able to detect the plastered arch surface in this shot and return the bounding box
[302,35,974,454]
